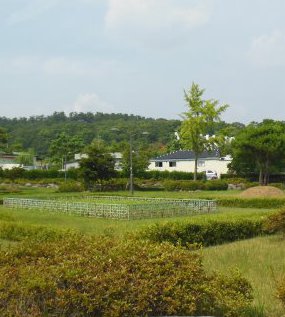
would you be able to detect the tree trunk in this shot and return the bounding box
[264,158,270,185]
[259,168,263,185]
[194,153,198,181]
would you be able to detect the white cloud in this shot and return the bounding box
[72,93,116,113]
[248,30,285,67]
[104,0,211,47]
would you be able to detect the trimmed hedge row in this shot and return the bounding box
[141,219,265,247]
[217,198,285,209]
[0,228,253,317]
[163,179,228,191]
[0,167,80,180]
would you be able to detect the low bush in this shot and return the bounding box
[0,168,80,180]
[0,232,253,317]
[132,170,204,180]
[204,180,228,191]
[217,198,285,209]
[0,221,66,242]
[270,182,285,190]
[57,181,85,193]
[263,209,285,235]
[163,179,228,191]
[141,219,264,247]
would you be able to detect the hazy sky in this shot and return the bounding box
[1,0,285,122]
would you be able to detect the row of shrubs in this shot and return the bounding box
[141,219,266,247]
[0,167,80,180]
[141,209,285,247]
[0,222,254,317]
[217,197,285,209]
[0,168,204,181]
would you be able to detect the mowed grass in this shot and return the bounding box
[0,187,242,200]
[201,235,285,317]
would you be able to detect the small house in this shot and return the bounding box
[148,150,231,178]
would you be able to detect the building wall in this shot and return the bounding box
[148,159,230,177]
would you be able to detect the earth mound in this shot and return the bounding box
[240,186,285,198]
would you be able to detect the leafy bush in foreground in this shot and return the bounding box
[141,219,264,247]
[263,209,285,235]
[0,233,253,317]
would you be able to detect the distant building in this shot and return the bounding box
[148,150,232,177]
[0,152,21,170]
[65,152,123,171]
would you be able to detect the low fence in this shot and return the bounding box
[3,197,217,220]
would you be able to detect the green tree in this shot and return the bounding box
[49,132,84,166]
[180,83,228,180]
[16,149,35,166]
[0,128,7,150]
[230,120,285,185]
[121,144,150,179]
[79,141,116,189]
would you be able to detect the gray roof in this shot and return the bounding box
[151,150,220,162]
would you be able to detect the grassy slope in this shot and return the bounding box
[201,235,285,317]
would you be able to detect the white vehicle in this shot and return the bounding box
[205,170,218,180]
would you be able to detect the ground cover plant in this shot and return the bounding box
[0,230,254,317]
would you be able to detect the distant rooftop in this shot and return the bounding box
[151,150,220,161]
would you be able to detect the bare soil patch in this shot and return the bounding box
[240,186,285,198]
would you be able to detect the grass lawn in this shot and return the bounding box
[0,187,242,200]
[201,235,285,317]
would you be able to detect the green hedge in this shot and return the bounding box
[119,170,205,180]
[163,179,228,191]
[0,230,253,317]
[141,219,265,247]
[0,168,80,180]
[217,198,285,209]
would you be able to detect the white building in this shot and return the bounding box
[148,150,231,178]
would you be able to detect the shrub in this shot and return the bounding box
[263,209,285,235]
[217,198,285,209]
[270,183,285,190]
[57,181,84,193]
[204,180,228,191]
[162,180,228,191]
[0,233,253,317]
[140,219,264,247]
[0,222,66,242]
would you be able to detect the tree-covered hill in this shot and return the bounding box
[0,112,181,156]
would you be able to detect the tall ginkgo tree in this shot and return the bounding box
[180,83,228,180]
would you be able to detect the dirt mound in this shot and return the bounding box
[240,186,285,198]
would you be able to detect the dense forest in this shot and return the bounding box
[0,111,244,158]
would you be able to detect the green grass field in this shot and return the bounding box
[0,205,273,236]
[1,186,285,316]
